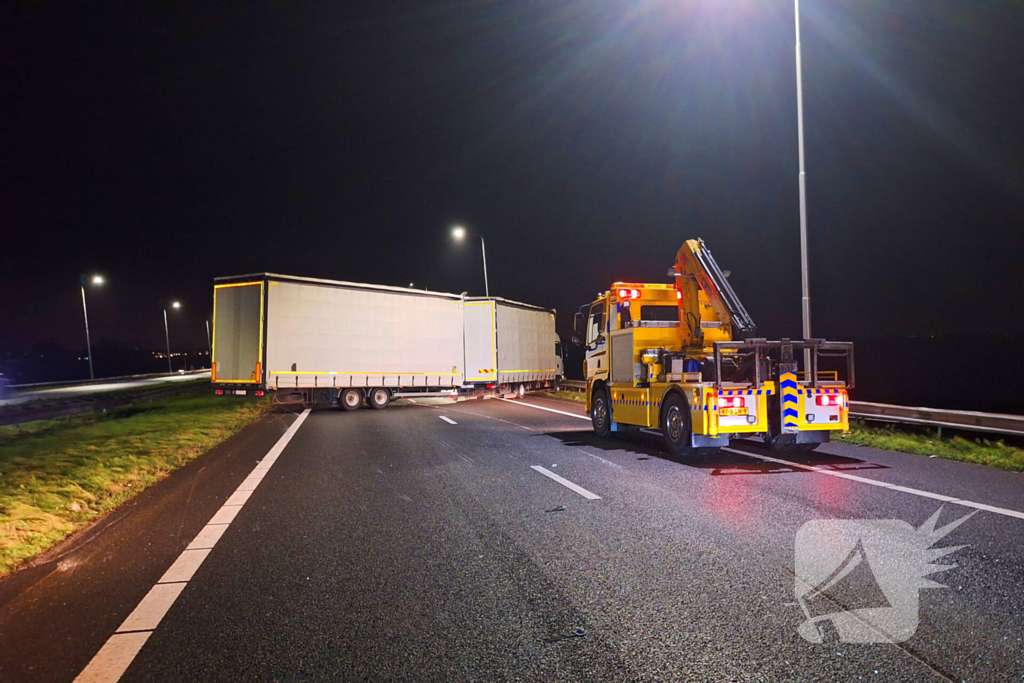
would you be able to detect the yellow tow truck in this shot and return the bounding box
[575,239,854,456]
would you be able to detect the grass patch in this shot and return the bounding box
[836,422,1024,473]
[549,390,586,403]
[0,392,270,577]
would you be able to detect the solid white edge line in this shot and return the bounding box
[115,583,187,633]
[499,397,590,421]
[724,447,1024,520]
[530,465,601,500]
[73,632,151,683]
[439,416,458,425]
[74,408,312,683]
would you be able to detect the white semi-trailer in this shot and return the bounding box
[211,274,563,408]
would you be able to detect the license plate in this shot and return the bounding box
[721,407,748,416]
[234,390,247,396]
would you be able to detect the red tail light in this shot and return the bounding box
[215,390,224,395]
[816,394,842,407]
[676,290,682,299]
[486,383,495,389]
[718,396,745,409]
[255,390,265,397]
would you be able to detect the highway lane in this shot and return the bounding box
[118,396,1022,681]
[0,372,210,407]
[1,395,1020,681]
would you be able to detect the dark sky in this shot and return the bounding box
[3,1,1023,353]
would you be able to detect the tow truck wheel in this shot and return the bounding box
[368,388,391,410]
[591,386,611,438]
[339,388,363,411]
[661,393,692,457]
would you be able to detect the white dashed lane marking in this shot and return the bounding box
[439,416,458,425]
[530,465,602,500]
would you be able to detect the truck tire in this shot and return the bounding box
[762,394,819,452]
[517,384,526,399]
[339,388,363,411]
[368,387,390,410]
[591,386,611,438]
[661,393,692,457]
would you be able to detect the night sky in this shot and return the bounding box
[4,1,1023,356]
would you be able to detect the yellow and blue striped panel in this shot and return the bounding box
[780,372,800,431]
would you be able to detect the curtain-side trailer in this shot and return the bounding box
[211,274,563,408]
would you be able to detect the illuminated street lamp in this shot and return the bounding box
[80,274,104,380]
[163,301,181,374]
[451,225,489,297]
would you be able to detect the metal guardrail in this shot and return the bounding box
[0,379,211,426]
[849,401,1024,438]
[558,380,1024,438]
[7,369,209,391]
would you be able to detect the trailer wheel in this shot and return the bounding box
[661,393,692,457]
[517,384,526,399]
[368,387,391,410]
[339,388,363,411]
[591,386,611,438]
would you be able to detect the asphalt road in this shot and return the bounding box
[1,395,1021,682]
[0,372,211,406]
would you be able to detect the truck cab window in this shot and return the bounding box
[586,306,604,345]
[640,305,679,322]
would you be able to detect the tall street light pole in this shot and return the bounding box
[163,301,180,374]
[80,274,104,380]
[451,225,489,297]
[205,319,212,366]
[795,0,812,369]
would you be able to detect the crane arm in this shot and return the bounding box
[673,238,757,345]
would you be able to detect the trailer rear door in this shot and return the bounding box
[464,301,497,383]
[212,281,264,383]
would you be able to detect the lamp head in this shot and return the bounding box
[452,226,466,240]
[91,275,104,285]
[171,301,181,309]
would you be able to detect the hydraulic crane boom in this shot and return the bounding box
[673,238,757,347]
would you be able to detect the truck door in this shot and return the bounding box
[464,300,497,383]
[212,281,264,384]
[584,300,607,380]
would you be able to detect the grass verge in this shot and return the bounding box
[549,390,586,403]
[836,422,1024,473]
[0,391,270,577]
